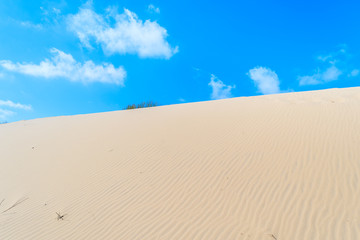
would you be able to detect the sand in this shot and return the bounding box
[1,87,360,239]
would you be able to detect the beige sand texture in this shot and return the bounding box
[1,87,360,239]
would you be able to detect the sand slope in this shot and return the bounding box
[1,87,360,239]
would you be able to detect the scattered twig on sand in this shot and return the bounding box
[56,212,66,220]
[269,233,277,240]
[0,199,4,206]
[2,197,28,213]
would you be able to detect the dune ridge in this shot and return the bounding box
[1,87,360,239]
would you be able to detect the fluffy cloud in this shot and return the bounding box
[248,67,280,95]
[0,100,32,120]
[322,65,342,81]
[66,3,177,59]
[298,47,351,86]
[298,64,342,86]
[208,74,235,100]
[148,4,160,14]
[0,48,126,85]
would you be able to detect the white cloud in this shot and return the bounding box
[40,6,61,16]
[317,54,333,62]
[19,21,43,30]
[8,17,43,30]
[0,109,14,120]
[298,65,342,86]
[53,7,61,15]
[248,67,280,95]
[349,69,359,77]
[66,2,177,59]
[39,5,63,24]
[148,4,160,14]
[208,74,235,100]
[0,100,32,120]
[0,48,126,85]
[322,65,342,81]
[0,100,32,110]
[299,47,350,86]
[317,47,346,64]
[298,75,320,85]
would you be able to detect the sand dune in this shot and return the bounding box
[1,87,360,239]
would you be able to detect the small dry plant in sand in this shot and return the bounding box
[124,101,158,110]
[56,212,66,220]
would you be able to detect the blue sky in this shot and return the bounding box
[0,0,359,122]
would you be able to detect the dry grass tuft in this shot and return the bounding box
[123,101,158,110]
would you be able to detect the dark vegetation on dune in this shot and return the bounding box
[123,101,158,110]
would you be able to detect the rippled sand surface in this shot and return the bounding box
[1,87,360,239]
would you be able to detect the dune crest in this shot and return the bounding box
[1,87,360,239]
